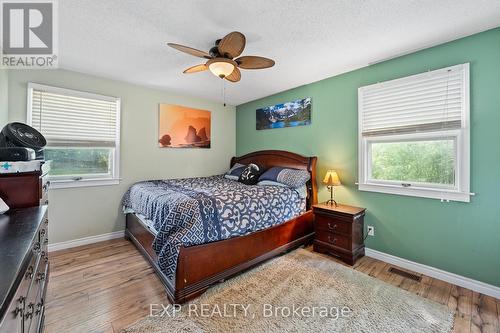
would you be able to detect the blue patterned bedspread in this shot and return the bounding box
[122,175,306,280]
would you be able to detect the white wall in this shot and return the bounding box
[0,70,8,127]
[7,69,236,243]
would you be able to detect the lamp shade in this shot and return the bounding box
[323,170,341,186]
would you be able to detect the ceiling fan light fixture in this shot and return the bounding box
[207,58,236,78]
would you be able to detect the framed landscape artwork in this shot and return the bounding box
[256,97,311,130]
[158,104,211,148]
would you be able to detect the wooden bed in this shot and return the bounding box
[124,150,318,303]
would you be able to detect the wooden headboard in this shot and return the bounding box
[230,150,318,210]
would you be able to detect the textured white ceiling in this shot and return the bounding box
[59,0,500,105]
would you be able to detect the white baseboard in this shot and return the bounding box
[48,230,125,252]
[365,248,500,299]
[47,233,500,299]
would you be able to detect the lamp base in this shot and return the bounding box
[325,199,338,207]
[326,186,338,207]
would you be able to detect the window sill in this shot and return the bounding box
[49,178,121,189]
[358,183,470,202]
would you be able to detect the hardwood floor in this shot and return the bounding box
[45,239,500,333]
[45,239,168,333]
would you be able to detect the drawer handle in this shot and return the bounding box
[328,235,337,244]
[36,272,46,282]
[35,301,43,315]
[328,223,338,230]
[42,181,50,191]
[41,251,49,262]
[33,242,41,252]
[13,296,25,317]
[25,266,34,280]
[25,303,34,319]
[13,306,23,317]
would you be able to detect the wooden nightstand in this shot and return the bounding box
[312,203,366,265]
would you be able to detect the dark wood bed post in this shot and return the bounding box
[308,156,318,207]
[126,150,318,303]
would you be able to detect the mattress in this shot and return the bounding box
[134,213,158,235]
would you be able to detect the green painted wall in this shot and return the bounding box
[236,28,500,286]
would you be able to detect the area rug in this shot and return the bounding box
[123,249,454,333]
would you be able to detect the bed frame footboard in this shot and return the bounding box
[125,210,314,304]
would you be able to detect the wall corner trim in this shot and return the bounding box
[365,248,500,299]
[48,230,125,252]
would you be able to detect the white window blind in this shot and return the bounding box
[30,85,119,147]
[359,64,468,136]
[358,63,470,202]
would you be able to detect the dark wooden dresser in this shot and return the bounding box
[312,203,366,265]
[0,162,50,333]
[0,206,49,333]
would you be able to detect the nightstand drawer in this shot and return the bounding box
[315,214,352,235]
[315,230,350,250]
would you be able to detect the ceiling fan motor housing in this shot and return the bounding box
[209,46,220,58]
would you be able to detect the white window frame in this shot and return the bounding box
[27,83,121,189]
[358,65,470,202]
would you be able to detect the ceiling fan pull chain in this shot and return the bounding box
[221,79,226,107]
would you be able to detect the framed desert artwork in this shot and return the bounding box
[256,97,311,130]
[158,104,211,148]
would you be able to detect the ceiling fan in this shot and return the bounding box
[167,31,275,83]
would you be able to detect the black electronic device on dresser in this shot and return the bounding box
[0,164,50,332]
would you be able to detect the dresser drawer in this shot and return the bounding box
[315,214,352,235]
[19,266,38,333]
[26,262,48,333]
[315,230,351,250]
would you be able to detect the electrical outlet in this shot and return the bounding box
[367,226,375,236]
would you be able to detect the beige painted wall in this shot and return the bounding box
[7,69,236,243]
[0,70,8,127]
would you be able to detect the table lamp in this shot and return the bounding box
[323,170,341,206]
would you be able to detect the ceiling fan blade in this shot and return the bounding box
[183,64,208,74]
[218,32,246,59]
[235,56,275,69]
[225,67,241,82]
[167,43,211,59]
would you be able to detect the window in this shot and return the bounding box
[28,83,121,188]
[358,64,470,202]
